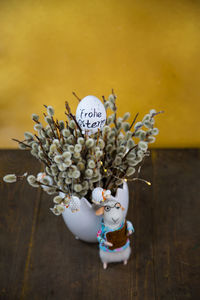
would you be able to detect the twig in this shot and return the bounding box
[151,110,165,118]
[129,112,139,130]
[105,175,113,189]
[112,88,116,100]
[72,91,81,102]
[102,95,106,103]
[12,138,32,149]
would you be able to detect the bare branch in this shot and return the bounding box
[12,138,32,149]
[72,91,81,102]
[129,112,139,130]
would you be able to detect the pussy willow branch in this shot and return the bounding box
[36,180,65,193]
[56,119,65,143]
[12,138,32,149]
[65,101,84,137]
[32,117,49,139]
[34,134,52,164]
[43,113,57,139]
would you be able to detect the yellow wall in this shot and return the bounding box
[0,0,200,148]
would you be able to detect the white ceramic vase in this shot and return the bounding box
[62,181,129,243]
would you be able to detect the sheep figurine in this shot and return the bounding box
[96,198,134,269]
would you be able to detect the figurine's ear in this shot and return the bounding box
[96,207,104,216]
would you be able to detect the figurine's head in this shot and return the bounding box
[96,199,125,229]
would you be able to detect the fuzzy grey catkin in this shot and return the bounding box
[142,114,150,122]
[102,125,110,134]
[126,167,135,176]
[98,139,105,149]
[127,139,135,148]
[34,123,42,131]
[107,132,115,140]
[62,129,70,137]
[32,113,39,122]
[65,177,72,184]
[96,150,103,159]
[104,101,110,109]
[62,151,71,159]
[108,94,115,104]
[138,141,148,151]
[53,196,63,204]
[69,120,76,129]
[77,162,85,171]
[74,144,82,152]
[54,155,63,164]
[72,170,81,179]
[3,174,17,183]
[47,106,54,116]
[144,121,152,129]
[122,122,130,132]
[67,145,73,153]
[58,163,68,171]
[45,116,53,125]
[74,184,82,192]
[122,112,130,121]
[125,131,133,140]
[45,167,52,175]
[88,160,95,169]
[24,132,34,140]
[152,128,159,135]
[77,137,84,145]
[27,175,39,187]
[58,120,65,130]
[85,138,94,148]
[46,187,57,195]
[85,168,93,178]
[149,109,156,116]
[114,156,122,166]
[147,136,156,143]
[134,122,143,130]
[73,152,80,159]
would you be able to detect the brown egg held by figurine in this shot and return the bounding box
[96,198,134,269]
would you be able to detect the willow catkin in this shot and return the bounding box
[3,174,17,183]
[47,106,54,117]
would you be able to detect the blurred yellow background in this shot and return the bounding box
[0,0,200,148]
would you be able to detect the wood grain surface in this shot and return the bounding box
[0,149,199,300]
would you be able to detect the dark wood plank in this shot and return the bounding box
[152,149,200,300]
[1,149,200,300]
[23,190,99,300]
[0,150,41,300]
[127,154,156,300]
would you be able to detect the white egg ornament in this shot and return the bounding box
[76,95,106,134]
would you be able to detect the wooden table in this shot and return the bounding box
[0,149,199,300]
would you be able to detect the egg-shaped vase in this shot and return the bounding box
[62,181,129,243]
